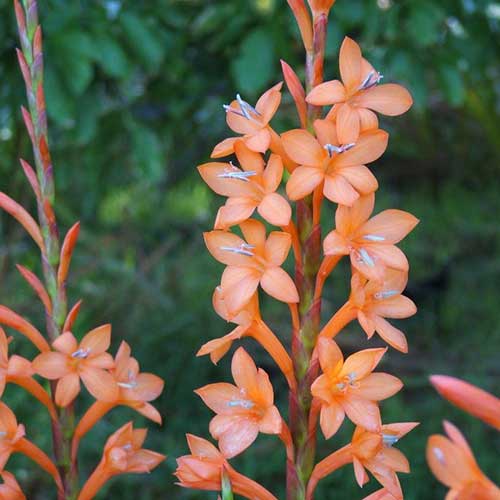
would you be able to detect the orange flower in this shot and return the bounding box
[72,341,164,459]
[311,339,402,438]
[0,402,62,492]
[351,422,418,499]
[306,37,413,143]
[430,375,500,430]
[175,434,278,499]
[323,193,418,281]
[282,120,387,205]
[32,325,118,407]
[195,347,282,458]
[349,270,417,352]
[0,471,25,499]
[427,421,500,499]
[212,83,283,157]
[204,219,299,315]
[199,140,291,229]
[0,328,57,420]
[78,422,165,500]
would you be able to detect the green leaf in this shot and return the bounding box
[231,29,275,96]
[95,35,130,78]
[438,64,466,107]
[406,2,444,47]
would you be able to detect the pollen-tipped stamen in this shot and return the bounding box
[363,234,385,242]
[383,434,399,447]
[71,348,90,359]
[358,248,375,267]
[374,290,399,300]
[219,243,255,257]
[228,399,255,409]
[359,71,384,91]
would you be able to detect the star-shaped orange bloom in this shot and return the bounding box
[175,434,277,499]
[349,270,417,353]
[0,471,25,499]
[282,119,388,206]
[212,83,283,157]
[306,37,413,144]
[32,325,118,407]
[351,422,418,499]
[323,193,418,281]
[311,338,402,438]
[78,422,165,500]
[204,219,299,315]
[72,341,164,460]
[195,348,282,458]
[427,421,499,500]
[0,328,57,420]
[199,140,291,229]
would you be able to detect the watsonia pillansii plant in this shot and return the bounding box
[0,1,165,497]
[176,0,420,498]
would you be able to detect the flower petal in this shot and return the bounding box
[220,267,261,315]
[367,245,409,271]
[239,219,267,250]
[197,162,256,198]
[186,434,222,460]
[215,198,257,230]
[360,210,419,244]
[55,373,80,407]
[32,352,69,379]
[306,80,346,106]
[334,129,389,169]
[355,373,403,401]
[211,137,238,158]
[353,456,370,487]
[358,108,379,131]
[323,230,350,256]
[286,166,324,201]
[234,140,265,174]
[264,232,291,266]
[258,193,291,227]
[231,347,259,395]
[195,383,242,415]
[336,103,360,144]
[373,316,408,353]
[370,296,417,319]
[281,129,325,167]
[80,324,111,355]
[335,194,375,236]
[52,331,78,354]
[340,166,378,195]
[342,348,386,380]
[356,84,413,116]
[260,267,299,303]
[339,37,363,91]
[80,367,118,402]
[342,396,381,432]
[204,231,253,267]
[313,119,339,147]
[323,174,359,206]
[320,401,345,439]
[226,100,260,135]
[214,416,259,459]
[262,154,284,192]
[259,406,282,434]
[244,128,271,153]
[255,82,283,124]
[316,338,344,378]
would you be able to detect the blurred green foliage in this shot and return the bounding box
[0,0,499,498]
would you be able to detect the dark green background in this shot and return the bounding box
[0,0,499,498]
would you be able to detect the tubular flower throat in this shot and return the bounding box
[195,348,282,459]
[311,338,402,438]
[306,37,413,144]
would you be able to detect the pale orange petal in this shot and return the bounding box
[226,100,260,134]
[336,103,360,144]
[342,396,381,432]
[239,219,267,249]
[262,154,284,192]
[215,199,257,230]
[197,162,256,198]
[32,352,69,379]
[55,373,80,407]
[358,311,376,338]
[355,373,403,401]
[323,230,350,256]
[339,37,363,91]
[80,367,118,402]
[360,210,419,244]
[195,383,242,414]
[231,347,259,395]
[335,194,375,235]
[258,193,291,227]
[80,324,111,355]
[334,129,389,169]
[320,401,345,439]
[204,231,253,267]
[255,82,283,123]
[367,245,409,271]
[358,108,379,131]
[373,316,408,353]
[340,166,378,195]
[356,84,413,116]
[211,137,238,158]
[52,331,78,354]
[186,434,222,460]
[260,267,299,303]
[341,348,386,379]
[264,232,291,266]
[133,373,164,402]
[234,140,265,174]
[370,296,417,319]
[306,80,346,106]
[378,447,410,473]
[213,416,259,459]
[313,119,339,147]
[281,129,325,166]
[220,267,260,314]
[316,338,343,378]
[323,174,359,206]
[244,128,271,153]
[259,406,282,434]
[353,457,370,487]
[286,166,324,200]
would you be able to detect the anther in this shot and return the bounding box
[374,290,399,300]
[363,234,385,242]
[383,434,399,447]
[220,244,255,257]
[217,169,258,182]
[228,399,254,409]
[433,447,445,464]
[71,348,91,359]
[324,144,343,157]
[359,71,384,91]
[359,248,375,267]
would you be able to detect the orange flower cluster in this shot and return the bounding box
[0,1,166,497]
[178,2,419,498]
[427,376,500,498]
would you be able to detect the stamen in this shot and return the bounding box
[223,104,246,118]
[347,373,356,384]
[374,290,399,300]
[217,169,258,182]
[336,382,346,391]
[118,381,137,389]
[0,431,6,438]
[359,71,384,90]
[359,248,375,267]
[324,143,356,158]
[383,434,399,447]
[228,399,254,409]
[71,348,91,359]
[363,234,385,242]
[433,447,445,464]
[236,94,261,117]
[122,443,133,451]
[219,244,255,257]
